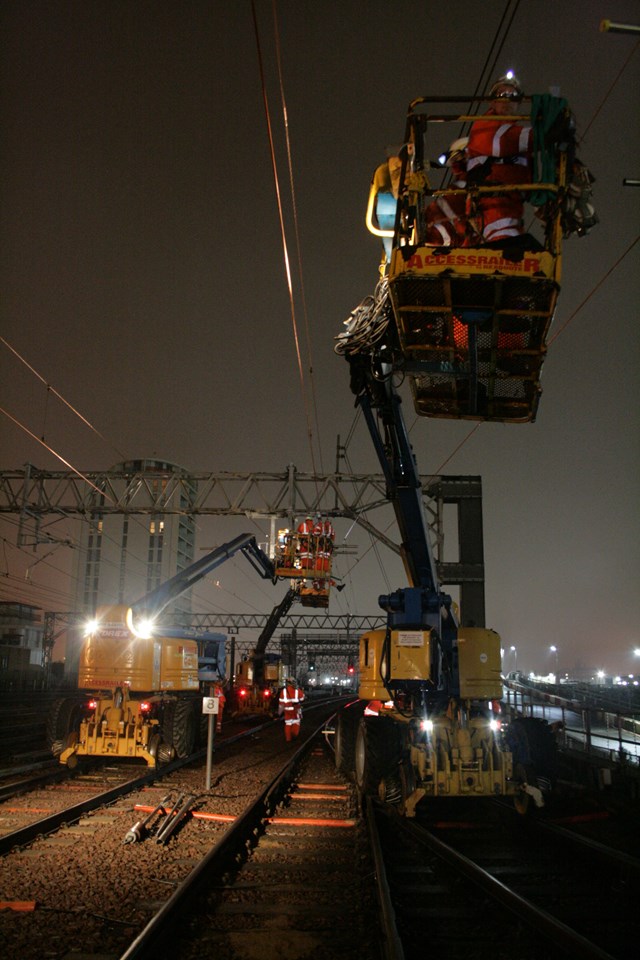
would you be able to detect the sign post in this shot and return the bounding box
[202,693,219,790]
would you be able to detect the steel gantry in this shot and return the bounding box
[0,464,484,603]
[3,463,486,668]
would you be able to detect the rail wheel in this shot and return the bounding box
[47,698,83,757]
[61,731,79,769]
[149,733,174,767]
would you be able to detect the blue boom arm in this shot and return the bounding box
[349,354,457,670]
[130,533,276,623]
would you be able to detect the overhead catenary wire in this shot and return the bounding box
[270,0,325,476]
[1,336,128,462]
[1,334,230,615]
[0,407,118,504]
[580,38,639,142]
[548,235,639,346]
[250,0,322,487]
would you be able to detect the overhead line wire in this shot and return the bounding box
[251,0,321,485]
[548,235,639,346]
[1,336,221,606]
[580,38,639,142]
[1,336,128,461]
[270,0,325,476]
[1,407,118,503]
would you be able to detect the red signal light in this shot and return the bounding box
[239,688,248,698]
[139,701,151,713]
[88,699,98,710]
[263,688,271,698]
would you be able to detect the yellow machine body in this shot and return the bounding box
[232,655,285,717]
[78,605,199,692]
[58,604,200,767]
[359,628,433,700]
[357,627,516,813]
[457,627,503,700]
[59,686,165,767]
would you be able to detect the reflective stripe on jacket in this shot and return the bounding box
[279,685,304,723]
[467,117,532,185]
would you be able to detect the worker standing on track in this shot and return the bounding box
[212,682,226,733]
[278,678,305,742]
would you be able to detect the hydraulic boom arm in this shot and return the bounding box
[129,533,276,625]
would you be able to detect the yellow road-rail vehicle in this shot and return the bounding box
[335,87,592,814]
[48,530,336,766]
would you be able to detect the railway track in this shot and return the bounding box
[123,724,381,960]
[1,699,637,960]
[0,701,352,959]
[370,795,640,960]
[0,709,293,852]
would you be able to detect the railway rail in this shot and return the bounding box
[369,795,640,960]
[0,700,354,959]
[1,699,638,960]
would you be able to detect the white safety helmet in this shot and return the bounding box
[447,137,469,164]
[489,74,524,101]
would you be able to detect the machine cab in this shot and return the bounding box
[366,93,575,423]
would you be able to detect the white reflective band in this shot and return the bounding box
[280,689,300,704]
[467,155,487,171]
[438,198,458,221]
[492,123,511,156]
[434,223,452,244]
[484,220,521,240]
[519,126,532,153]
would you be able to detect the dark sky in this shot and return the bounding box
[1,1,639,677]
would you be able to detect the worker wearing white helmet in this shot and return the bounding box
[466,73,533,244]
[278,677,305,742]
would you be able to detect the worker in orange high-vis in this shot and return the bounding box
[466,74,533,245]
[296,516,314,569]
[212,683,226,732]
[278,678,305,742]
[313,516,335,572]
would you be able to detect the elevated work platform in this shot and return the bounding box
[352,92,587,424]
[390,246,559,422]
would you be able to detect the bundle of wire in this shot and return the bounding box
[334,277,392,355]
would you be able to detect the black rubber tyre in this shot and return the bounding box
[47,698,83,757]
[507,717,558,786]
[168,698,198,758]
[161,700,176,744]
[335,707,360,775]
[507,717,558,814]
[355,716,401,797]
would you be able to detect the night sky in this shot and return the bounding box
[1,1,638,677]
